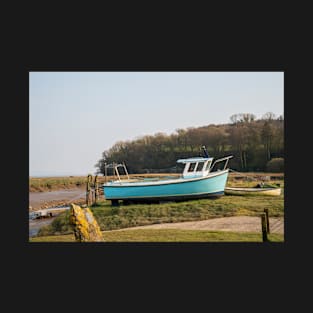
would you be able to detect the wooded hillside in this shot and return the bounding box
[95,112,284,174]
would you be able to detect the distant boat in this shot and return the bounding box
[225,186,281,196]
[102,146,233,205]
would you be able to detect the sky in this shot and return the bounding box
[29,71,284,177]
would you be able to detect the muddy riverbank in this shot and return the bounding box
[28,187,93,237]
[29,216,59,237]
[29,187,86,211]
[29,207,72,237]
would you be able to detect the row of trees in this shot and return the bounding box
[95,112,284,174]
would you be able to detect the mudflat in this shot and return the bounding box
[29,187,86,210]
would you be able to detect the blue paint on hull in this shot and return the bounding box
[103,170,229,201]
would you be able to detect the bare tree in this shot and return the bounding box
[262,112,276,120]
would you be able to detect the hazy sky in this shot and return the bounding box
[29,71,284,176]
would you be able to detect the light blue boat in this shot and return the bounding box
[102,147,233,205]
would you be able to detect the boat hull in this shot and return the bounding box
[225,187,281,196]
[103,170,229,202]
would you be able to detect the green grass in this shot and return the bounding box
[31,174,284,242]
[30,229,284,242]
[37,187,284,237]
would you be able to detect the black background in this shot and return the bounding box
[4,6,306,311]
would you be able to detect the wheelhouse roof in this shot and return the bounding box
[176,157,213,164]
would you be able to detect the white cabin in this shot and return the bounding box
[177,157,213,178]
[177,156,233,179]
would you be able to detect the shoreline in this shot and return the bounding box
[29,187,86,211]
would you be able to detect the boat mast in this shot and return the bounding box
[202,145,209,158]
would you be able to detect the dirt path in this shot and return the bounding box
[111,216,284,234]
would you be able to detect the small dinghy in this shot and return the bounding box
[225,185,281,196]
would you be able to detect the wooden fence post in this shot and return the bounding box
[264,208,270,234]
[86,174,92,206]
[261,213,268,242]
[94,175,98,205]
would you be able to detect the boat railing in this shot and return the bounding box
[210,155,233,172]
[104,162,130,182]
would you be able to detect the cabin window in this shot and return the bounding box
[205,161,212,171]
[210,160,226,172]
[187,162,197,172]
[196,162,204,172]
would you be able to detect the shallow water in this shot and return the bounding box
[29,187,86,237]
[29,217,57,237]
[28,207,71,237]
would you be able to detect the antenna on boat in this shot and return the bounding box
[201,145,209,158]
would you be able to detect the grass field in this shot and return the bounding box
[29,172,283,192]
[29,176,88,192]
[37,192,284,236]
[29,174,178,192]
[30,229,284,242]
[31,172,284,242]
